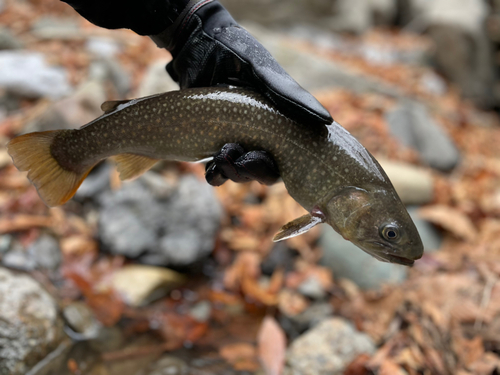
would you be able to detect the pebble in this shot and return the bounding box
[319,227,408,290]
[297,276,327,300]
[63,302,101,340]
[286,317,375,375]
[0,51,71,99]
[111,264,186,307]
[386,101,460,172]
[0,267,64,375]
[27,234,61,271]
[378,159,435,205]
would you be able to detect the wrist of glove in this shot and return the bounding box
[152,0,333,127]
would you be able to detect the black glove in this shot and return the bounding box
[155,0,333,127]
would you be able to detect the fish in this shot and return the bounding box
[7,87,423,265]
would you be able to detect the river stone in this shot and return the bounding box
[319,227,408,290]
[386,101,460,172]
[27,234,61,270]
[377,159,434,205]
[286,317,375,375]
[0,267,64,375]
[0,51,71,99]
[99,173,222,266]
[111,265,186,307]
[138,59,179,97]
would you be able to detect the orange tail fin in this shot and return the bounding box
[7,131,93,207]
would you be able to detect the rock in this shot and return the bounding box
[280,303,334,340]
[377,159,434,205]
[31,17,82,40]
[2,242,36,271]
[189,300,212,323]
[75,163,113,200]
[286,317,375,375]
[27,234,61,270]
[111,264,186,307]
[0,235,11,254]
[28,79,106,132]
[86,37,121,58]
[89,58,131,97]
[386,100,460,172]
[406,0,494,108]
[63,302,101,340]
[0,267,64,375]
[138,59,179,97]
[0,27,23,50]
[0,52,71,99]
[297,276,327,300]
[243,23,402,96]
[138,356,189,375]
[99,174,222,267]
[319,227,408,290]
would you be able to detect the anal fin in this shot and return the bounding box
[113,154,160,180]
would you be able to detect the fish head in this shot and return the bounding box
[323,186,423,266]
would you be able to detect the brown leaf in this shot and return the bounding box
[220,342,259,371]
[257,316,286,375]
[278,288,309,316]
[344,354,372,375]
[418,205,477,242]
[0,214,53,233]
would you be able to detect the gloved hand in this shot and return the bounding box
[62,0,333,186]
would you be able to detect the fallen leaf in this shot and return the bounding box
[0,214,53,233]
[418,205,477,242]
[257,316,286,375]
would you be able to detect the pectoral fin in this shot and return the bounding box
[273,210,325,242]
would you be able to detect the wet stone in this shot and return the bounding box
[63,302,101,340]
[286,317,375,375]
[0,267,64,375]
[28,234,61,270]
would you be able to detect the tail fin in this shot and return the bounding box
[7,131,93,207]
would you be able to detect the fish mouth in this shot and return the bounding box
[364,241,417,266]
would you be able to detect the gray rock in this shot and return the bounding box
[138,59,179,97]
[27,234,61,270]
[31,17,82,40]
[378,159,435,205]
[0,267,64,375]
[286,317,375,375]
[75,163,112,200]
[406,0,494,108]
[0,27,22,50]
[139,356,189,375]
[99,173,223,266]
[86,37,121,58]
[280,303,334,340]
[241,23,403,97]
[91,58,131,97]
[189,300,212,323]
[319,227,408,290]
[0,235,11,254]
[2,242,36,271]
[386,101,460,172]
[0,52,71,99]
[62,302,101,340]
[28,79,106,132]
[297,276,327,300]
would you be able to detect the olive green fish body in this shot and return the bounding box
[49,88,387,212]
[7,87,423,265]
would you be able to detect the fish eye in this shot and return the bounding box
[380,224,400,242]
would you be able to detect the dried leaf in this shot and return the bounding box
[418,205,477,242]
[257,316,286,375]
[0,214,53,233]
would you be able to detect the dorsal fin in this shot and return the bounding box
[101,99,132,114]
